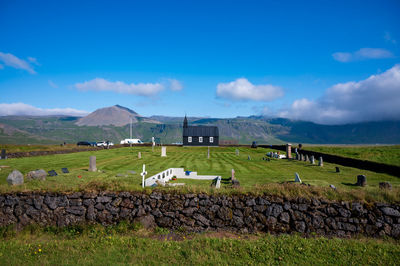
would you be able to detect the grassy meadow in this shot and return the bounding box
[305,145,400,167]
[0,224,399,265]
[0,146,399,202]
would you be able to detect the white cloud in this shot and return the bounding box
[332,48,394,62]
[216,78,284,101]
[278,64,400,124]
[0,52,37,74]
[0,103,89,117]
[27,57,40,65]
[75,78,171,97]
[48,80,59,88]
[168,79,183,91]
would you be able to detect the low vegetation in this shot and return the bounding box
[305,145,400,167]
[0,146,399,203]
[0,224,399,265]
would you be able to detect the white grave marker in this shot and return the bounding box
[141,164,147,188]
[161,146,167,157]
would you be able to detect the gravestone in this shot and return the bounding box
[248,155,251,160]
[379,182,392,190]
[318,157,323,167]
[300,154,304,161]
[310,155,315,164]
[7,170,24,185]
[61,168,69,174]
[0,149,6,159]
[89,156,97,172]
[27,169,47,180]
[231,168,235,180]
[161,146,167,157]
[329,184,336,190]
[215,176,221,189]
[235,149,239,156]
[335,167,340,173]
[207,147,210,159]
[232,179,240,188]
[141,164,147,188]
[286,143,292,159]
[294,172,302,183]
[355,175,367,187]
[138,152,141,159]
[305,155,309,162]
[296,153,299,160]
[152,137,155,152]
[48,170,58,176]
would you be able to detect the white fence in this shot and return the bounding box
[144,168,220,187]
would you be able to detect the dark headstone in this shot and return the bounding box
[248,155,251,160]
[379,182,392,190]
[0,149,6,159]
[335,167,340,173]
[61,168,69,173]
[48,170,58,176]
[355,175,367,187]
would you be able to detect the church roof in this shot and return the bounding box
[183,126,219,137]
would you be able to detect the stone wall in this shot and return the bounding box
[0,191,399,239]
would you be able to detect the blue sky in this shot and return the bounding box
[0,0,399,124]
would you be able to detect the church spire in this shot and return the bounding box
[183,114,188,128]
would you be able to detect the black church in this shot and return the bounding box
[182,116,219,146]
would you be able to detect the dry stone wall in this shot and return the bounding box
[0,191,399,239]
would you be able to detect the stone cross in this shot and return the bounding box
[161,146,167,157]
[141,164,147,188]
[89,156,97,172]
[207,146,210,159]
[0,149,6,160]
[138,152,141,159]
[286,143,292,159]
[231,168,235,180]
[310,155,315,164]
[235,149,239,156]
[318,157,323,167]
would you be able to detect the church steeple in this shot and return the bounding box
[183,115,188,128]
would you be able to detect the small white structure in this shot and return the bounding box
[161,146,167,157]
[120,139,143,144]
[141,164,147,188]
[144,168,221,187]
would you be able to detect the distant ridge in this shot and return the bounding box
[76,105,159,126]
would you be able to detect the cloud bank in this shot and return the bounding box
[216,78,284,101]
[0,103,89,117]
[0,52,37,74]
[278,64,400,124]
[332,48,394,62]
[75,78,183,96]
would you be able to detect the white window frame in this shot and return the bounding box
[209,137,214,143]
[188,136,192,143]
[199,136,203,143]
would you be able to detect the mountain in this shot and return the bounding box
[0,105,400,145]
[76,105,160,126]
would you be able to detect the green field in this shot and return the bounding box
[305,145,400,167]
[0,224,399,265]
[0,146,399,202]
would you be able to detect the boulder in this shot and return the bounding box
[26,169,47,180]
[379,182,392,190]
[7,170,24,185]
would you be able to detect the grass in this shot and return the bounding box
[0,146,399,203]
[0,224,399,265]
[0,144,100,153]
[305,145,400,167]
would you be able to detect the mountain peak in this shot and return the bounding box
[75,105,158,126]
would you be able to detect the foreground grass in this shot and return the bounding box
[0,146,399,203]
[0,224,399,265]
[305,145,400,167]
[0,144,101,153]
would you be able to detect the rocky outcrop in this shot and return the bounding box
[0,192,399,239]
